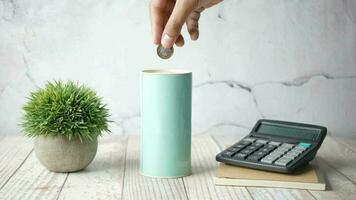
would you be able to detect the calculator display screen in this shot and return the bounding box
[257,123,320,140]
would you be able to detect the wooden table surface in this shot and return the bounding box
[0,133,356,200]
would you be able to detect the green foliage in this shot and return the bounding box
[21,81,110,141]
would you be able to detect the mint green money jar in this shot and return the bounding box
[140,69,192,178]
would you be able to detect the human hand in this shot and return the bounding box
[150,0,223,48]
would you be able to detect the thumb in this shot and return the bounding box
[161,0,195,48]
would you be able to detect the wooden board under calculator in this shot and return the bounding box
[214,162,326,190]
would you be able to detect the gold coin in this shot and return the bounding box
[157,44,174,59]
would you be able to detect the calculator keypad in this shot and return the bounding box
[221,137,312,167]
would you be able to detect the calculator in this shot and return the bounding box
[216,119,327,173]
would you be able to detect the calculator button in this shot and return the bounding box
[268,153,281,157]
[242,137,256,142]
[260,147,274,153]
[282,154,296,159]
[277,147,290,152]
[285,152,300,158]
[246,146,258,151]
[275,147,290,153]
[254,151,268,157]
[247,155,263,161]
[268,141,281,146]
[256,139,268,144]
[228,147,240,152]
[274,158,293,166]
[272,152,284,157]
[281,143,294,147]
[234,153,248,159]
[239,140,252,145]
[268,156,281,160]
[292,147,305,153]
[297,143,311,149]
[273,148,288,154]
[261,158,274,164]
[261,156,279,163]
[222,151,235,157]
[286,150,300,155]
[268,155,280,159]
[263,156,279,161]
[295,146,307,151]
[268,155,282,161]
[287,151,301,157]
[280,143,295,149]
[234,144,247,149]
[265,153,279,158]
[265,144,277,149]
[268,153,283,159]
[240,149,254,155]
[253,152,268,159]
[251,143,264,148]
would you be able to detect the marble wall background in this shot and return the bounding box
[1,0,355,137]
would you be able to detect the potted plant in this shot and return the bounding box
[21,81,110,172]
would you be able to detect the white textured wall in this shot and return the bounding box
[0,0,355,137]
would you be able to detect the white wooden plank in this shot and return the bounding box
[308,158,356,200]
[0,151,67,199]
[317,136,356,184]
[0,136,33,189]
[122,136,188,200]
[212,133,315,200]
[57,136,128,200]
[247,187,315,200]
[183,135,253,200]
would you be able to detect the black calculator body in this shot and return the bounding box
[216,119,327,173]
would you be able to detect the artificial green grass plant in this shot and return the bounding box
[22,81,110,141]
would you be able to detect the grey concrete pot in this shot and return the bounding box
[34,135,98,173]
